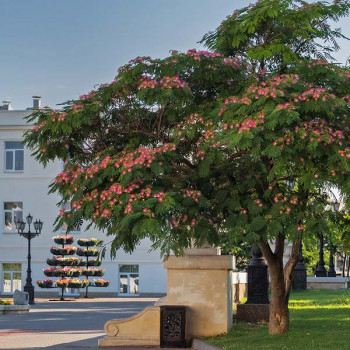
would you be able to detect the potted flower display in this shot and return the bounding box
[36,279,54,288]
[44,267,60,277]
[87,259,102,266]
[76,247,99,257]
[45,267,83,277]
[93,279,110,287]
[77,238,100,247]
[50,246,77,256]
[82,268,105,276]
[53,235,74,245]
[56,257,85,266]
[55,279,69,288]
[46,257,59,266]
[67,279,83,288]
[68,268,83,277]
[0,299,13,305]
[36,233,108,300]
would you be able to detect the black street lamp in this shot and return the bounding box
[315,232,327,277]
[16,214,43,304]
[328,201,340,277]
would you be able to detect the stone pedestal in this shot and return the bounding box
[164,254,235,337]
[99,251,234,347]
[315,233,327,277]
[293,243,307,290]
[236,244,269,322]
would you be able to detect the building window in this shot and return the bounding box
[5,141,24,172]
[119,264,139,296]
[2,263,22,294]
[60,202,81,233]
[4,202,23,232]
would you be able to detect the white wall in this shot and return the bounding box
[0,109,167,296]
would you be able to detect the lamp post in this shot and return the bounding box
[16,214,43,304]
[293,242,307,290]
[328,201,340,277]
[315,232,327,277]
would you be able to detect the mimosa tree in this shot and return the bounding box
[24,0,350,334]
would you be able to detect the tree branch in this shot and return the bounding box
[157,105,168,138]
[258,239,275,265]
[227,150,250,163]
[109,127,160,139]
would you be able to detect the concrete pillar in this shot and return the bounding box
[164,253,235,337]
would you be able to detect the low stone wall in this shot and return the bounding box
[307,276,349,290]
[99,306,161,347]
[0,305,30,314]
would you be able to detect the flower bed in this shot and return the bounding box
[76,248,99,257]
[36,279,54,288]
[53,235,74,245]
[87,259,102,266]
[77,238,100,247]
[0,299,13,305]
[50,246,76,256]
[82,268,105,277]
[93,279,110,287]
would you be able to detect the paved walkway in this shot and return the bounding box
[0,297,157,349]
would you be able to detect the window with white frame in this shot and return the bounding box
[4,202,23,232]
[5,142,24,172]
[119,264,139,295]
[2,263,22,294]
[60,202,81,233]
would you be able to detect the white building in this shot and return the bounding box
[0,98,167,298]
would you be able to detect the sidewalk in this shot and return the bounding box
[0,298,157,349]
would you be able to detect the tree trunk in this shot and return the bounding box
[259,237,301,334]
[347,256,350,278]
[268,261,290,334]
[342,254,346,277]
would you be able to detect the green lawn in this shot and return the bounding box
[206,290,350,350]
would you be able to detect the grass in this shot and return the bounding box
[206,289,350,350]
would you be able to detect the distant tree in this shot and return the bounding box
[24,0,350,335]
[328,210,350,276]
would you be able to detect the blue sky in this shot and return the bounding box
[0,0,349,110]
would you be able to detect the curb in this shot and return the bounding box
[0,304,30,314]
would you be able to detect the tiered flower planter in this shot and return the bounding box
[77,238,109,298]
[36,235,110,300]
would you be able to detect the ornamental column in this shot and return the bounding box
[236,243,269,322]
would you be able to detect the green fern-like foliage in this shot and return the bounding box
[24,1,350,261]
